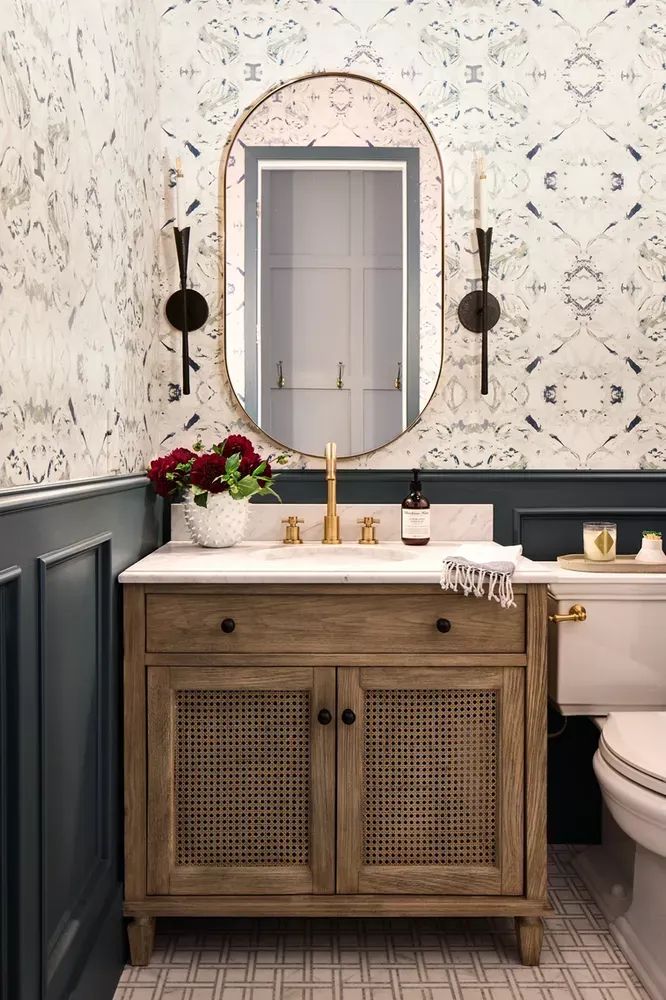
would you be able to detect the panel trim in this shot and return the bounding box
[0,474,148,514]
[513,506,666,543]
[0,566,20,1000]
[37,534,114,999]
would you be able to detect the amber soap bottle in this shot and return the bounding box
[401,469,430,545]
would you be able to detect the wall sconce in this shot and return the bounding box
[457,226,501,396]
[165,226,209,396]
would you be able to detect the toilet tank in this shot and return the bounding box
[548,577,666,715]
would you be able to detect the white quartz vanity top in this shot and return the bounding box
[119,540,553,585]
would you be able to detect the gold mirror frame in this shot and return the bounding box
[219,71,445,460]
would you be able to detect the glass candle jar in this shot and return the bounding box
[583,522,617,562]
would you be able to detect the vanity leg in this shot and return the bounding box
[127,916,156,966]
[515,916,543,966]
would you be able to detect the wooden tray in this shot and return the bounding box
[558,554,666,573]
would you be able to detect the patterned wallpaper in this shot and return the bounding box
[3,1,665,485]
[0,0,162,486]
[158,0,666,470]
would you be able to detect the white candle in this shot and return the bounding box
[477,156,488,231]
[175,155,184,230]
[583,522,617,562]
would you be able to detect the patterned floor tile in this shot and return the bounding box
[114,848,648,1000]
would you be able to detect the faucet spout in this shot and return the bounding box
[323,442,341,544]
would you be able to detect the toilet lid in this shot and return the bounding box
[599,713,666,797]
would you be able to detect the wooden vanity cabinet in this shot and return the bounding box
[124,583,548,967]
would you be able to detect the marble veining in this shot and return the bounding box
[170,502,494,544]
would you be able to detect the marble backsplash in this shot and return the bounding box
[170,502,494,544]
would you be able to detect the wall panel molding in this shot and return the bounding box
[37,536,113,1000]
[0,566,20,1000]
[256,469,666,556]
[0,475,162,1000]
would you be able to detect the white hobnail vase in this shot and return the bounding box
[635,533,666,564]
[183,491,251,548]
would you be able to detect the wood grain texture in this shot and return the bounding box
[340,666,519,897]
[167,866,313,895]
[515,916,544,966]
[127,916,155,966]
[526,585,548,903]
[145,665,334,897]
[500,667,524,895]
[358,867,501,895]
[123,585,147,901]
[311,667,337,894]
[124,580,548,966]
[146,668,173,894]
[145,652,527,668]
[146,592,526,655]
[359,666,502,689]
[336,667,363,894]
[124,895,550,918]
[169,665,312,689]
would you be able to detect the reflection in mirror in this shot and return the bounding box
[224,74,443,458]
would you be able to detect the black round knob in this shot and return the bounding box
[317,708,332,726]
[220,618,236,634]
[436,617,452,633]
[341,708,356,725]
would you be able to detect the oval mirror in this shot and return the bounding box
[223,72,443,459]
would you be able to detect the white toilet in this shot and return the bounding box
[549,577,666,1000]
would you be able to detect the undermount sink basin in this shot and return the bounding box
[257,544,420,562]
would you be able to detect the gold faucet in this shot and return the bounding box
[322,442,341,544]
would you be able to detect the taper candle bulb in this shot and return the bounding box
[477,155,488,231]
[175,156,184,230]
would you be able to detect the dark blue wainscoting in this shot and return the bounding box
[0,476,162,1000]
[268,469,666,553]
[263,468,666,844]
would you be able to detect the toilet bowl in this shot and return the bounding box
[592,714,666,1000]
[548,579,666,999]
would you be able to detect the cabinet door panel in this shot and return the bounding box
[147,666,336,895]
[337,667,524,895]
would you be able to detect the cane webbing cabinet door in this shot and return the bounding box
[336,666,525,896]
[146,665,336,895]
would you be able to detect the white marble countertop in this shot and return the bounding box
[119,540,556,585]
[121,504,666,588]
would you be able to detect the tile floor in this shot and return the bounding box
[114,847,647,1000]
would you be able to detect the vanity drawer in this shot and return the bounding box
[145,592,525,655]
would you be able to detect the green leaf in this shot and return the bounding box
[193,491,208,508]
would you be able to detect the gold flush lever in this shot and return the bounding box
[282,516,303,544]
[357,516,380,545]
[549,604,587,624]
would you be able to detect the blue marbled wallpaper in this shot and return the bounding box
[158,0,666,470]
[0,0,162,486]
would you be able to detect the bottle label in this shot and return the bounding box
[402,509,430,539]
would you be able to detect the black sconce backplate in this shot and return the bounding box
[165,288,209,332]
[457,290,501,334]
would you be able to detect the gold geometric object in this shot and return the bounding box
[594,529,614,555]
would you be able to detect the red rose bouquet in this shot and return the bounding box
[147,436,287,507]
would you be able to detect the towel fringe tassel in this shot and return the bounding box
[440,562,516,610]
